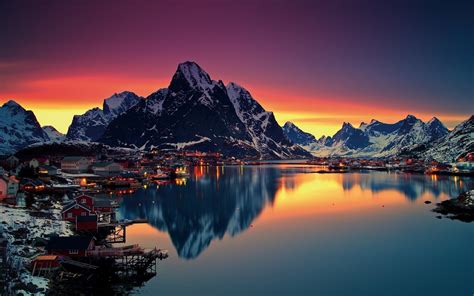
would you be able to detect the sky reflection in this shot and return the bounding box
[118,166,473,260]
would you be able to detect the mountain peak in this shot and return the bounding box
[427,117,441,124]
[282,121,317,146]
[342,122,354,129]
[103,91,140,116]
[170,61,213,92]
[359,122,368,129]
[2,100,24,110]
[405,114,418,121]
[369,119,379,124]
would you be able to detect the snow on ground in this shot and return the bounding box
[0,202,73,295]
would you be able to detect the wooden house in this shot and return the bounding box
[0,176,19,199]
[46,236,95,257]
[61,156,92,173]
[61,202,93,222]
[74,194,94,209]
[91,162,123,177]
[31,255,62,275]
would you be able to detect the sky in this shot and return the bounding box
[0,0,472,136]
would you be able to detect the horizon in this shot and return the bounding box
[1,0,472,136]
[1,1,473,295]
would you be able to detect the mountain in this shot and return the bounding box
[66,91,142,141]
[418,115,474,162]
[42,125,65,142]
[282,122,317,146]
[0,100,49,155]
[299,115,450,157]
[100,61,309,159]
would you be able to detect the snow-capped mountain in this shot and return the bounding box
[66,91,142,141]
[101,61,309,159]
[293,115,450,158]
[282,121,317,146]
[418,115,474,162]
[0,100,50,155]
[42,125,65,142]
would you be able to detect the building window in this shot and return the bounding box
[82,198,86,203]
[81,212,87,216]
[69,249,79,255]
[67,212,73,218]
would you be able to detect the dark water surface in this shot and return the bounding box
[117,165,474,296]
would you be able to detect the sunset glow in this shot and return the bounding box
[1,1,472,135]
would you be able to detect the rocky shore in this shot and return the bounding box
[433,190,474,222]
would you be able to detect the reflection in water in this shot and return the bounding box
[119,166,280,259]
[118,166,473,259]
[340,171,473,201]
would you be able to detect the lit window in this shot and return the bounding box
[69,249,79,254]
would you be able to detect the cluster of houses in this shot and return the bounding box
[308,154,474,175]
[61,194,118,231]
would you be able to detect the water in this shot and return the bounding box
[117,165,474,296]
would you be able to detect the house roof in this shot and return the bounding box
[62,156,87,162]
[62,201,92,212]
[46,236,93,251]
[92,162,119,168]
[35,255,60,261]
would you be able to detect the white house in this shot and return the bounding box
[0,176,19,200]
[29,158,50,168]
[61,157,92,173]
[91,162,123,177]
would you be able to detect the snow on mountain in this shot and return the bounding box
[282,121,317,146]
[170,61,215,91]
[419,115,473,162]
[226,82,306,158]
[42,125,65,142]
[0,100,50,155]
[103,91,143,117]
[66,91,142,141]
[101,62,309,159]
[299,115,450,158]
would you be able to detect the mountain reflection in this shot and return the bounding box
[118,166,281,259]
[339,172,473,201]
[118,166,473,259]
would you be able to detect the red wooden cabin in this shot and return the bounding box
[46,236,95,257]
[62,202,93,222]
[74,194,94,209]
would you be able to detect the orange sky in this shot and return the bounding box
[0,74,467,137]
[1,1,472,137]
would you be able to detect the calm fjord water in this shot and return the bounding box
[117,165,474,296]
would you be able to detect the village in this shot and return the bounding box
[0,147,473,294]
[0,148,226,295]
